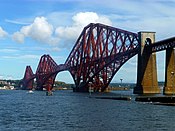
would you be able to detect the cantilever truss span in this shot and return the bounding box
[21,23,175,92]
[65,23,139,92]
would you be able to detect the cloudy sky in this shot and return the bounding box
[0,0,174,83]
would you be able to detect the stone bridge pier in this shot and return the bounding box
[134,32,160,94]
[164,48,175,95]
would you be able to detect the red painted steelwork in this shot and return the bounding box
[20,66,34,90]
[35,54,58,91]
[21,23,175,92]
[65,23,139,92]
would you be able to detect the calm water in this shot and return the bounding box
[0,89,175,131]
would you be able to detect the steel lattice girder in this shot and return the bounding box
[21,23,175,92]
[148,36,175,53]
[65,23,139,91]
[35,54,58,90]
[21,66,34,90]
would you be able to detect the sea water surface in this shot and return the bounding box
[0,89,175,131]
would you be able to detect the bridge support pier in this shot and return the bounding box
[163,48,175,95]
[73,82,89,92]
[46,84,53,96]
[134,32,160,94]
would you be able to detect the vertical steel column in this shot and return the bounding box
[134,32,160,94]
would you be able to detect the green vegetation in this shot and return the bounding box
[53,81,74,90]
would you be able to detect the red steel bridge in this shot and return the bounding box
[20,23,175,94]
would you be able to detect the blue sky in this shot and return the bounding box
[0,0,175,83]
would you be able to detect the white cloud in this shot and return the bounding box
[13,16,59,45]
[12,12,112,49]
[102,1,175,41]
[0,74,15,80]
[72,12,112,27]
[46,12,73,27]
[0,48,19,53]
[0,27,8,38]
[12,31,25,43]
[5,19,30,25]
[19,54,41,59]
[49,47,61,52]
[0,54,40,60]
[55,12,112,48]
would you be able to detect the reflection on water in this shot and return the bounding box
[0,90,175,131]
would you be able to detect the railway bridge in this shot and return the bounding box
[20,23,175,94]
